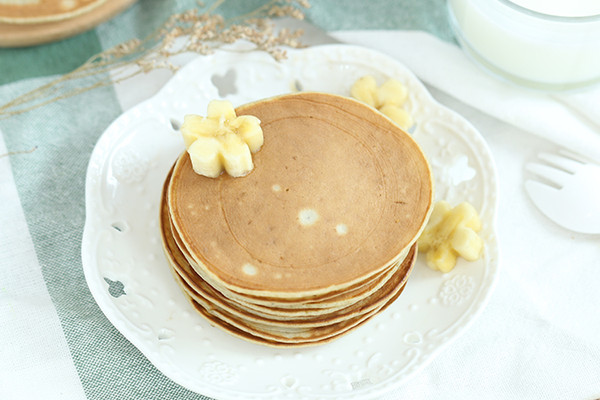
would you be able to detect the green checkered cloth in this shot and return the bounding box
[0,1,452,399]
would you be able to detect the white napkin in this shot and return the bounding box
[331,30,600,162]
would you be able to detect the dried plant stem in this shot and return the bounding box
[0,146,38,159]
[0,0,310,120]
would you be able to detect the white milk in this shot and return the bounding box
[448,0,600,90]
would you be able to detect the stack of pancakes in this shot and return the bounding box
[160,92,433,347]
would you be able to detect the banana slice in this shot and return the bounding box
[350,75,413,130]
[417,201,484,273]
[181,100,263,178]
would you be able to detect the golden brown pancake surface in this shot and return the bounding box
[167,92,433,296]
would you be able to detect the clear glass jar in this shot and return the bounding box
[447,0,600,91]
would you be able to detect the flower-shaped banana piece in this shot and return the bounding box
[181,100,263,178]
[350,75,414,130]
[417,201,484,273]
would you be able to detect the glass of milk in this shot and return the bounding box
[447,0,600,91]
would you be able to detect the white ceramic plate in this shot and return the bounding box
[82,44,499,400]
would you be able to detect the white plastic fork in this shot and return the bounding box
[525,150,600,234]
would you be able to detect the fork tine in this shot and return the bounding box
[557,148,591,164]
[526,162,572,188]
[537,152,582,174]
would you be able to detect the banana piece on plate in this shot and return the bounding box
[181,100,263,178]
[417,201,484,273]
[350,75,413,131]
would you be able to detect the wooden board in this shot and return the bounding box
[0,0,137,47]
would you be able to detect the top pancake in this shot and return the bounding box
[0,0,106,24]
[168,92,432,296]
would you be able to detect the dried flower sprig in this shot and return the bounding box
[0,146,37,159]
[0,0,310,119]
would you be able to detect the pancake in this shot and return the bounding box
[163,186,404,312]
[179,275,408,346]
[170,259,405,334]
[160,169,414,322]
[0,0,106,24]
[160,92,433,347]
[162,202,416,329]
[184,294,359,348]
[171,245,415,330]
[167,92,433,298]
